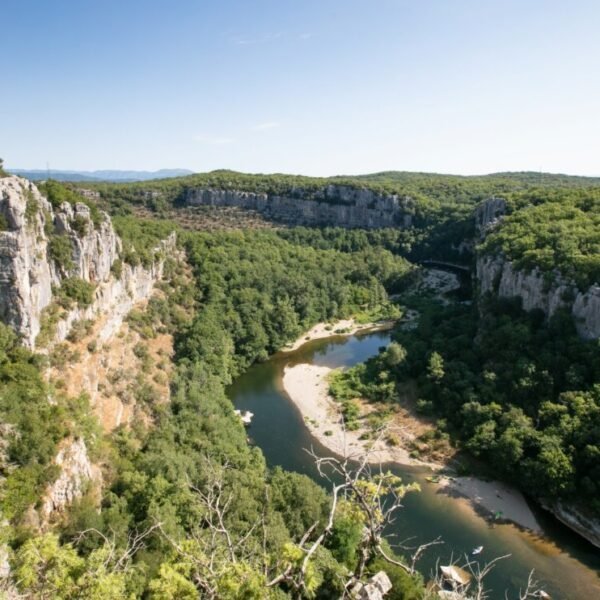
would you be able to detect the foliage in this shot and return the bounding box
[38,180,104,228]
[177,229,413,382]
[48,233,74,272]
[112,216,176,266]
[0,323,96,520]
[349,295,600,511]
[58,277,96,308]
[479,189,600,288]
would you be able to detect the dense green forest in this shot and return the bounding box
[479,189,600,288]
[331,294,600,513]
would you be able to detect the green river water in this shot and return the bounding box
[228,330,600,599]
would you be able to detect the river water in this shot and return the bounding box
[228,331,600,599]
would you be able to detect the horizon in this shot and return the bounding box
[8,166,600,180]
[2,0,600,176]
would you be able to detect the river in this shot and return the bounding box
[228,330,600,599]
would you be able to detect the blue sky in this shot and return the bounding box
[2,0,599,175]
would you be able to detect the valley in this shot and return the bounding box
[0,169,598,598]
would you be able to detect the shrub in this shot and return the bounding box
[24,189,39,224]
[71,215,89,237]
[67,319,94,343]
[110,258,123,279]
[59,278,96,308]
[48,234,74,272]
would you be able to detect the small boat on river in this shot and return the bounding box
[472,545,483,555]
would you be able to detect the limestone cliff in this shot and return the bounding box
[0,175,175,348]
[475,198,600,340]
[0,176,177,519]
[0,177,55,347]
[41,437,99,519]
[185,184,414,228]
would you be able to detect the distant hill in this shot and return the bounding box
[10,168,194,182]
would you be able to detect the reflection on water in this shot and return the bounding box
[227,331,600,600]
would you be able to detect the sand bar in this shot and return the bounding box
[281,318,395,353]
[282,362,542,533]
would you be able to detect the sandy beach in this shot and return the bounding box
[282,362,542,533]
[281,318,395,353]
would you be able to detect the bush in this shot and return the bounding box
[59,278,96,308]
[71,215,89,237]
[111,258,123,279]
[67,319,94,343]
[48,234,74,272]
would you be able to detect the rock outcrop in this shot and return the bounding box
[0,176,175,348]
[0,177,55,347]
[542,501,600,549]
[351,571,393,600]
[474,196,506,234]
[475,198,600,340]
[185,184,414,229]
[41,438,98,519]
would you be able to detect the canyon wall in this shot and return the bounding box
[185,184,414,228]
[0,176,175,518]
[475,197,600,340]
[0,176,175,348]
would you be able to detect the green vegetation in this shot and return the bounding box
[2,170,599,596]
[0,224,424,598]
[178,229,413,381]
[0,323,97,521]
[341,295,600,512]
[23,187,39,224]
[48,233,74,272]
[479,189,600,288]
[58,278,96,308]
[112,216,177,266]
[0,157,7,178]
[38,180,104,228]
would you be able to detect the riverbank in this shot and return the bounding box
[282,361,542,534]
[281,318,396,353]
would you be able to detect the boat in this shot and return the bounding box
[234,409,254,426]
[471,546,483,555]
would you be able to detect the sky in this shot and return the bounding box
[2,0,599,176]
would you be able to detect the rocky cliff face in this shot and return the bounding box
[0,177,55,347]
[41,437,98,519]
[475,198,600,340]
[185,184,414,228]
[474,196,506,234]
[542,501,600,549]
[0,176,175,348]
[0,176,176,519]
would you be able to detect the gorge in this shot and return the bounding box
[0,170,598,599]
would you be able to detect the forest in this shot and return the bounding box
[0,174,599,598]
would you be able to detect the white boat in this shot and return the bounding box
[471,546,483,555]
[234,409,254,426]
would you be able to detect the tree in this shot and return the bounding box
[427,351,445,382]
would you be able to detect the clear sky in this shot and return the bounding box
[2,0,599,176]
